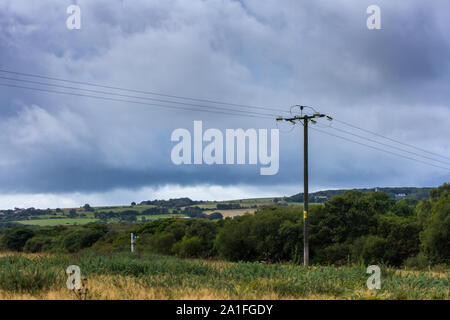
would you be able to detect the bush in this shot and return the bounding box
[183,219,218,257]
[172,236,203,258]
[208,212,223,220]
[24,235,53,253]
[420,195,450,264]
[351,235,393,265]
[404,252,431,270]
[58,225,107,252]
[1,228,35,251]
[376,215,421,266]
[215,207,302,262]
[313,243,350,266]
[215,217,259,261]
[148,232,176,255]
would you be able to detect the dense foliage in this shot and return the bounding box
[1,184,448,267]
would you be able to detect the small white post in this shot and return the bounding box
[131,233,139,253]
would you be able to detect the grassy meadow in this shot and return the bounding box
[15,218,99,226]
[0,251,448,300]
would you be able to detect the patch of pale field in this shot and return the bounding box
[204,208,256,217]
[0,251,52,259]
[393,269,450,278]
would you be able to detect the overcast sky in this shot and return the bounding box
[0,0,449,209]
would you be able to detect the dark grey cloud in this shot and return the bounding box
[0,0,449,201]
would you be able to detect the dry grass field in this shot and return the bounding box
[0,252,448,300]
[204,208,256,217]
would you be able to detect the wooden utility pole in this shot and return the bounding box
[303,117,309,267]
[277,106,330,268]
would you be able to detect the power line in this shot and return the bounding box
[310,126,450,171]
[0,69,291,116]
[1,68,448,167]
[0,82,274,120]
[0,75,279,118]
[321,124,450,166]
[333,118,450,161]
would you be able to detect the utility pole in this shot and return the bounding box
[277,106,331,268]
[303,117,309,267]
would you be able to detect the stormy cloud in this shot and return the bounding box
[0,0,449,208]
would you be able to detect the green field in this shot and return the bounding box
[93,205,156,213]
[13,215,190,226]
[15,218,99,226]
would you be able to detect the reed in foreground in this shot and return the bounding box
[0,252,448,300]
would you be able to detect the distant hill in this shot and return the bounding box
[285,187,432,203]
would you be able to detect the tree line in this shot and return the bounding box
[0,183,448,268]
